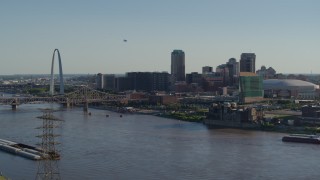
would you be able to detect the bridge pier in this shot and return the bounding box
[12,104,17,110]
[62,98,70,108]
[11,99,18,110]
[62,102,70,108]
[83,102,89,113]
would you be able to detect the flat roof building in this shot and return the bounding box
[171,50,185,82]
[240,53,256,73]
[239,73,264,103]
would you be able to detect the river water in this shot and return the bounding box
[0,102,319,179]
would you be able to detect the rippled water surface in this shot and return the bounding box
[0,103,319,180]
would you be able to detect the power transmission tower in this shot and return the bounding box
[35,109,63,180]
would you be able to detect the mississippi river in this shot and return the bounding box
[0,102,319,179]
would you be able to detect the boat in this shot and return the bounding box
[282,134,320,144]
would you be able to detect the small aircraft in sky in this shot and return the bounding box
[123,39,127,42]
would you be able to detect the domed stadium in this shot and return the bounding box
[263,79,319,99]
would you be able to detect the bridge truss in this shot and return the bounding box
[0,86,127,106]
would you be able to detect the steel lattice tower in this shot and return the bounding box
[35,110,63,180]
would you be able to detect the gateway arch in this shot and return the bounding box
[49,49,64,95]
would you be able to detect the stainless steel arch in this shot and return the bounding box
[49,49,64,95]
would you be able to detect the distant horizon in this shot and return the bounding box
[1,72,320,77]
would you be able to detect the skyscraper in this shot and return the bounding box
[96,73,103,89]
[240,53,256,73]
[103,74,116,90]
[227,58,239,86]
[171,50,185,82]
[227,58,239,77]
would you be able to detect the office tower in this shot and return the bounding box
[202,66,213,74]
[239,73,263,103]
[256,66,276,79]
[171,50,185,82]
[151,72,169,91]
[186,72,202,84]
[126,72,170,92]
[103,74,116,90]
[227,58,240,86]
[127,72,152,91]
[115,77,132,91]
[227,58,239,77]
[96,73,103,89]
[240,53,256,73]
[216,64,230,86]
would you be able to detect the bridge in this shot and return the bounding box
[0,86,127,112]
[0,49,128,111]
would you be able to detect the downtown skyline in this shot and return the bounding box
[1,0,320,75]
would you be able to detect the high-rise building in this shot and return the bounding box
[239,72,263,103]
[171,50,185,82]
[116,76,132,91]
[125,72,170,92]
[227,58,239,77]
[216,64,230,86]
[151,72,169,91]
[226,58,240,86]
[127,72,152,91]
[256,66,276,79]
[103,74,116,90]
[202,66,213,74]
[96,73,103,89]
[186,72,203,85]
[240,53,256,73]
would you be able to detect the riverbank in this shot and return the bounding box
[88,105,319,134]
[156,112,205,123]
[204,118,320,134]
[89,105,161,115]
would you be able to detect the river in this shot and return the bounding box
[0,102,319,180]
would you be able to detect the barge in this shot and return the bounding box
[282,134,320,144]
[0,138,54,160]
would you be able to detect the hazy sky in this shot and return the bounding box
[1,0,319,75]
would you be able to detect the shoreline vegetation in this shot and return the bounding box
[90,105,320,135]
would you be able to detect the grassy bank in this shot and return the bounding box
[157,112,205,123]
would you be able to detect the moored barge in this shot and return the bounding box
[282,134,320,144]
[0,138,59,160]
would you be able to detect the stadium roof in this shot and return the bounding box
[263,79,319,90]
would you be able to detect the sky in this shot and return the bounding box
[0,0,319,75]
